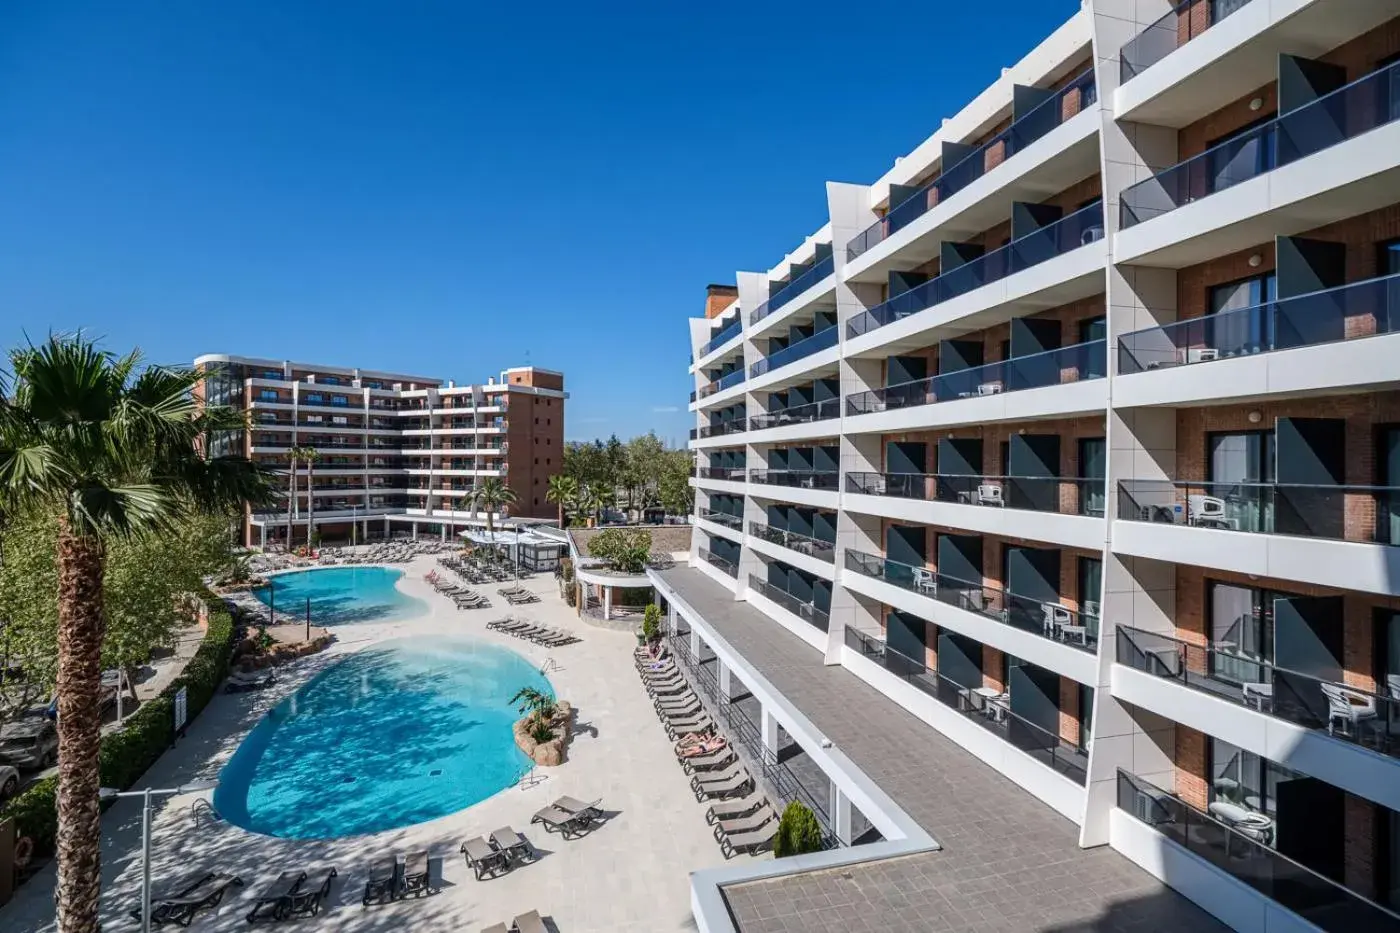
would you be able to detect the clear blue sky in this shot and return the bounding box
[0,1,1078,444]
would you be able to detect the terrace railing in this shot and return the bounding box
[748,521,836,563]
[1119,0,1256,83]
[846,470,1105,517]
[750,326,840,378]
[748,255,836,325]
[747,397,840,431]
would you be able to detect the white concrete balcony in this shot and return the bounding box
[692,319,746,371]
[692,469,748,498]
[689,422,749,450]
[745,470,840,510]
[745,327,841,396]
[745,522,836,580]
[747,259,838,340]
[743,398,842,447]
[694,510,743,544]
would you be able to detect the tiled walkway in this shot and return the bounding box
[658,567,1226,933]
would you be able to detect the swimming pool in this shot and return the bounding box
[215,637,551,839]
[252,566,428,625]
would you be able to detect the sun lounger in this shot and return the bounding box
[683,747,736,773]
[400,850,432,898]
[461,836,510,880]
[658,700,702,721]
[490,826,533,865]
[530,802,599,839]
[718,820,781,857]
[665,714,713,738]
[133,871,243,926]
[552,796,601,819]
[286,867,337,918]
[486,617,516,629]
[361,856,398,905]
[511,910,548,933]
[226,670,276,693]
[706,794,767,825]
[245,870,306,922]
[492,619,532,635]
[694,769,753,801]
[482,925,510,933]
[691,763,744,790]
[714,806,777,858]
[676,736,726,760]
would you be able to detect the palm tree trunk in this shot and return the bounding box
[284,455,296,548]
[54,523,105,933]
[305,460,314,549]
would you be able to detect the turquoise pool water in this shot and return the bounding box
[215,637,551,839]
[252,566,428,625]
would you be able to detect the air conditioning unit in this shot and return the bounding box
[1185,348,1219,364]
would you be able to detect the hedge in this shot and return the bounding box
[0,596,237,857]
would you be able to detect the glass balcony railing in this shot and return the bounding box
[849,202,1105,339]
[1118,479,1400,545]
[699,319,744,358]
[846,69,1097,260]
[1117,770,1400,931]
[688,428,698,440]
[698,421,747,439]
[845,339,1106,415]
[748,469,840,491]
[748,255,836,325]
[697,508,743,530]
[846,471,1105,517]
[697,369,747,399]
[748,574,829,631]
[748,521,836,563]
[696,466,746,481]
[699,547,738,578]
[844,627,1088,783]
[1116,624,1400,760]
[1119,0,1256,84]
[747,397,840,431]
[844,549,1099,652]
[750,326,839,378]
[1121,57,1400,228]
[1118,273,1400,373]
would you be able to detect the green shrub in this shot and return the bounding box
[772,801,824,858]
[1,596,236,858]
[641,603,662,642]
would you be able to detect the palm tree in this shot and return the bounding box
[578,484,614,527]
[545,474,579,528]
[467,476,517,539]
[299,446,319,548]
[284,446,299,548]
[0,335,273,933]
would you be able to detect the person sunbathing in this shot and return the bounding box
[677,736,728,759]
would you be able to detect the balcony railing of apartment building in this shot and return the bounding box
[747,397,840,431]
[1121,58,1400,228]
[1119,0,1256,82]
[844,549,1099,654]
[847,470,1106,517]
[298,398,356,409]
[748,469,840,491]
[747,574,830,631]
[1116,624,1400,759]
[849,202,1106,337]
[699,318,744,358]
[696,466,746,481]
[747,522,836,563]
[749,325,840,378]
[845,339,1107,415]
[1118,273,1400,373]
[699,547,738,578]
[1118,479,1400,545]
[1116,770,1400,931]
[697,369,747,399]
[699,421,747,439]
[697,508,744,530]
[748,255,836,325]
[845,627,1089,783]
[846,70,1098,260]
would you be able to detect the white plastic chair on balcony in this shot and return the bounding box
[976,484,1004,507]
[1041,604,1072,637]
[1321,683,1378,737]
[912,568,936,596]
[977,382,1003,396]
[1187,495,1234,529]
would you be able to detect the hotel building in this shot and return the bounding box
[194,354,565,547]
[660,2,1400,931]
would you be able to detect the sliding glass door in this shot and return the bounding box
[1208,430,1275,531]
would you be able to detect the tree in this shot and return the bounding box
[508,685,557,724]
[658,448,695,517]
[773,801,825,857]
[545,474,579,528]
[586,527,652,574]
[284,446,299,547]
[0,335,273,933]
[467,477,518,538]
[299,446,319,548]
[623,432,665,518]
[577,483,613,527]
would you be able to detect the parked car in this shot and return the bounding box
[0,715,59,771]
[0,764,19,799]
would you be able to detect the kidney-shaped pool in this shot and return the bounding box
[215,636,552,840]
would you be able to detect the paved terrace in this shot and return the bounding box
[657,567,1225,933]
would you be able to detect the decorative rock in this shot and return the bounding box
[513,701,574,767]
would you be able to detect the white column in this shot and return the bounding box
[259,524,267,549]
[718,662,732,700]
[603,586,612,620]
[829,784,853,845]
[667,604,678,636]
[689,628,701,658]
[441,525,447,542]
[761,706,780,758]
[412,522,418,541]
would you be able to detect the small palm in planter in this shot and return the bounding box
[773,801,825,857]
[639,603,662,645]
[510,686,558,724]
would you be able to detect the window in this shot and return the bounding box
[1078,557,1102,640]
[331,396,348,407]
[1208,737,1298,822]
[1379,238,1400,277]
[1208,273,1277,355]
[305,393,323,404]
[259,389,279,401]
[534,497,540,506]
[1207,430,1275,531]
[1208,582,1274,683]
[1079,438,1106,516]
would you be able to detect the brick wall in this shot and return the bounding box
[982,646,1005,691]
[1059,677,1080,745]
[1320,16,1400,80]
[504,389,565,519]
[1175,725,1209,810]
[705,285,739,320]
[1344,796,1379,898]
[1178,81,1275,161]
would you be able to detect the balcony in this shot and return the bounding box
[1116,770,1400,931]
[747,573,829,631]
[844,550,1098,656]
[699,547,737,578]
[747,521,835,563]
[697,369,746,400]
[698,421,747,439]
[698,318,744,359]
[1116,624,1400,763]
[748,255,835,325]
[1118,0,1254,84]
[696,466,746,482]
[846,69,1097,261]
[844,627,1088,785]
[1120,58,1400,231]
[747,469,839,490]
[844,340,1106,429]
[696,508,743,531]
[749,326,839,379]
[848,202,1104,339]
[747,397,840,432]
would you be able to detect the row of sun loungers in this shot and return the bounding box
[636,644,780,858]
[246,867,338,922]
[361,851,433,905]
[486,617,579,647]
[427,573,494,610]
[498,584,540,605]
[481,909,550,933]
[530,795,604,840]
